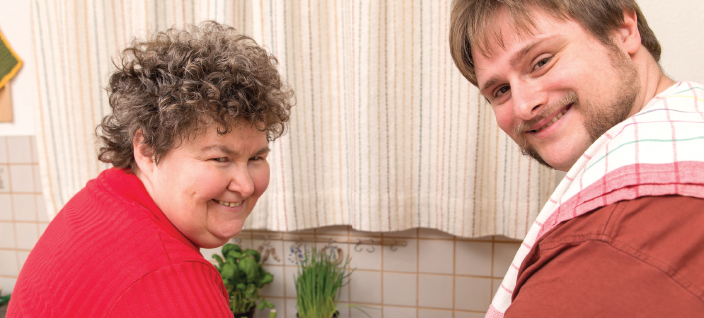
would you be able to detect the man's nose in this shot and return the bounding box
[512,80,547,121]
[228,166,255,197]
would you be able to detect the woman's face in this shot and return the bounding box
[136,123,270,248]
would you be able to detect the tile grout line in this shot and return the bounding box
[7,136,21,279]
[30,136,41,244]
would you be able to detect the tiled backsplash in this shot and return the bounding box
[0,135,521,317]
[203,228,520,318]
[0,136,49,296]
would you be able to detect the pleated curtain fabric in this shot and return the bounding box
[32,0,554,240]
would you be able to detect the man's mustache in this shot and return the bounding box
[514,91,579,136]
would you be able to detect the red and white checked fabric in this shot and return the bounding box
[486,82,704,318]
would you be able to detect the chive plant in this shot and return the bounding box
[294,247,351,318]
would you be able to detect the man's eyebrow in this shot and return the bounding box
[479,35,558,94]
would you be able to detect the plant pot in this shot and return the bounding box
[233,306,256,318]
[296,311,339,318]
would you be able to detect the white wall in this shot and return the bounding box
[0,1,36,136]
[0,0,702,137]
[639,0,704,84]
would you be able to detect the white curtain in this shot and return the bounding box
[32,0,554,239]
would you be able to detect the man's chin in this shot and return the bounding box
[521,146,556,170]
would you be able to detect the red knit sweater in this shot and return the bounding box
[7,168,232,317]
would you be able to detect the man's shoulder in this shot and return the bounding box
[537,195,704,250]
[509,195,704,317]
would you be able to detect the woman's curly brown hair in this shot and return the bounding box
[97,21,294,171]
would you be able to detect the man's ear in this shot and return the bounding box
[617,9,642,56]
[133,130,155,175]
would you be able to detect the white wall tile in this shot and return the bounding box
[455,241,492,277]
[418,308,453,318]
[200,247,221,263]
[15,222,38,250]
[283,236,314,266]
[349,270,381,304]
[349,237,381,271]
[383,306,416,318]
[0,222,16,248]
[382,272,416,306]
[18,250,30,270]
[285,297,297,318]
[0,250,18,276]
[10,165,34,192]
[453,311,487,318]
[492,279,503,298]
[33,164,41,193]
[12,193,36,221]
[39,222,49,236]
[260,265,284,297]
[253,238,285,265]
[493,243,520,278]
[255,298,285,318]
[382,239,417,272]
[350,305,381,318]
[7,136,32,164]
[36,194,49,222]
[284,265,298,298]
[0,277,17,296]
[0,194,12,220]
[29,136,37,163]
[418,239,454,274]
[0,164,9,193]
[418,274,453,309]
[418,228,454,239]
[0,137,7,164]
[454,277,492,311]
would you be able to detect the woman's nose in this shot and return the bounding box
[228,166,255,197]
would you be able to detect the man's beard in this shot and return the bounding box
[514,47,640,170]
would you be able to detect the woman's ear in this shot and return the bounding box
[133,130,155,176]
[617,9,642,56]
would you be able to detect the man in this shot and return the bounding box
[450,1,704,317]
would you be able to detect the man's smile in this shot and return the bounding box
[529,104,571,133]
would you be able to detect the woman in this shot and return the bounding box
[8,22,293,317]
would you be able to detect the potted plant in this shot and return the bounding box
[293,246,367,318]
[213,243,274,318]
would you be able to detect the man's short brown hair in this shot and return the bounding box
[97,21,294,171]
[449,0,661,86]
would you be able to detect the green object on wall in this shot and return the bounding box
[0,28,22,90]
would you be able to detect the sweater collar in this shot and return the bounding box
[99,168,200,253]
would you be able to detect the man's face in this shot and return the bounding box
[472,9,639,171]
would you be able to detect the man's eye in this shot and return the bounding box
[534,57,551,70]
[494,85,510,98]
[211,157,228,162]
[249,156,263,161]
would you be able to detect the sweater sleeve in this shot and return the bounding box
[108,261,232,318]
